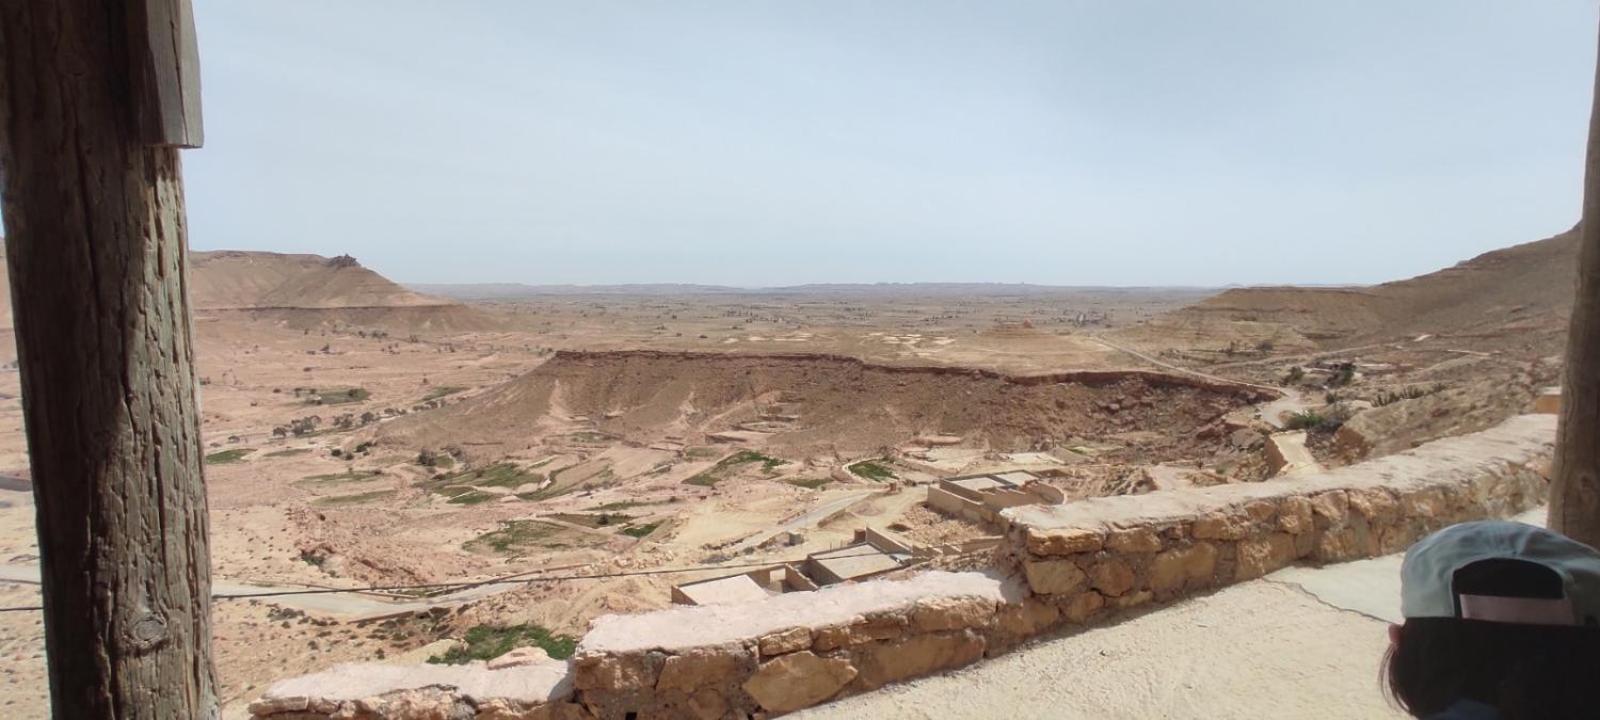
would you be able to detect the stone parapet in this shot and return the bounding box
[1004,414,1552,610]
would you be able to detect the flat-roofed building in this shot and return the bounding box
[927,469,1064,525]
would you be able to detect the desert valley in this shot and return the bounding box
[0,225,1577,717]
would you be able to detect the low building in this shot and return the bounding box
[926,469,1065,524]
[803,528,917,585]
[670,563,817,606]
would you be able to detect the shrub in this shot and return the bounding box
[427,624,577,664]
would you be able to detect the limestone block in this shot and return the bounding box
[686,689,728,720]
[1278,496,1314,535]
[744,652,858,714]
[1313,526,1365,563]
[1236,533,1296,580]
[1024,559,1088,595]
[1106,527,1163,553]
[1192,512,1251,541]
[1309,491,1349,528]
[1089,559,1136,597]
[1400,487,1448,520]
[814,615,905,651]
[996,598,1060,637]
[1062,591,1106,623]
[910,596,997,633]
[573,652,660,691]
[1149,543,1218,592]
[759,628,812,657]
[854,631,986,690]
[1244,500,1278,523]
[1026,527,1105,556]
[1346,488,1399,525]
[656,647,751,692]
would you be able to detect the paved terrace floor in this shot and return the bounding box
[800,509,1544,719]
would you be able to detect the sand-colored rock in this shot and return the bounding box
[1106,527,1163,553]
[1150,542,1218,592]
[759,627,812,656]
[743,651,858,713]
[1025,527,1104,556]
[1279,496,1314,535]
[1192,512,1251,540]
[909,596,996,633]
[854,631,986,690]
[996,599,1061,637]
[1309,491,1349,528]
[655,647,750,692]
[574,653,658,692]
[1023,559,1088,595]
[1089,559,1136,597]
[1063,591,1106,623]
[1236,533,1296,580]
[1346,488,1400,525]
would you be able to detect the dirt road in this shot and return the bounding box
[728,490,881,553]
[0,564,508,620]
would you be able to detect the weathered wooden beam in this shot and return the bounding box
[128,0,205,147]
[1551,17,1600,547]
[0,1,217,718]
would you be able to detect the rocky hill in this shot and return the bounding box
[1125,227,1580,352]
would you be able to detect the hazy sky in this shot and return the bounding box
[185,1,1599,287]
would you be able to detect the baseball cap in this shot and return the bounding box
[1400,521,1600,627]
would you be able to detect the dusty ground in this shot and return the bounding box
[0,241,1569,718]
[798,578,1402,720]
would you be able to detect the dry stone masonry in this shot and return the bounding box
[251,415,1554,720]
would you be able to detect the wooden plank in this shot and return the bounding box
[1552,17,1600,546]
[129,0,204,147]
[0,1,217,717]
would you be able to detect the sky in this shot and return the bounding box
[185,1,1600,287]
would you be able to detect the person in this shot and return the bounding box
[1385,520,1600,719]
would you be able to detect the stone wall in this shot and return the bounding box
[1005,414,1551,613]
[250,415,1554,720]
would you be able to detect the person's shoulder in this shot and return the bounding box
[1424,699,1501,720]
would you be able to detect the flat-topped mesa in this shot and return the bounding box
[378,349,1276,458]
[250,415,1554,720]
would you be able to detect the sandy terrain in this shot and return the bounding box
[0,228,1578,718]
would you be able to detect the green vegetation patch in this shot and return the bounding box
[621,521,662,539]
[427,623,577,664]
[314,489,395,506]
[205,448,255,465]
[300,470,382,485]
[422,385,467,402]
[847,460,897,481]
[420,463,545,503]
[786,477,832,490]
[263,448,314,458]
[464,520,598,555]
[307,387,370,405]
[684,450,787,487]
[684,447,722,459]
[545,512,633,528]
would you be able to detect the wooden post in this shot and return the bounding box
[1552,17,1600,548]
[0,1,217,718]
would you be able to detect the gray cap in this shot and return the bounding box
[1401,521,1600,627]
